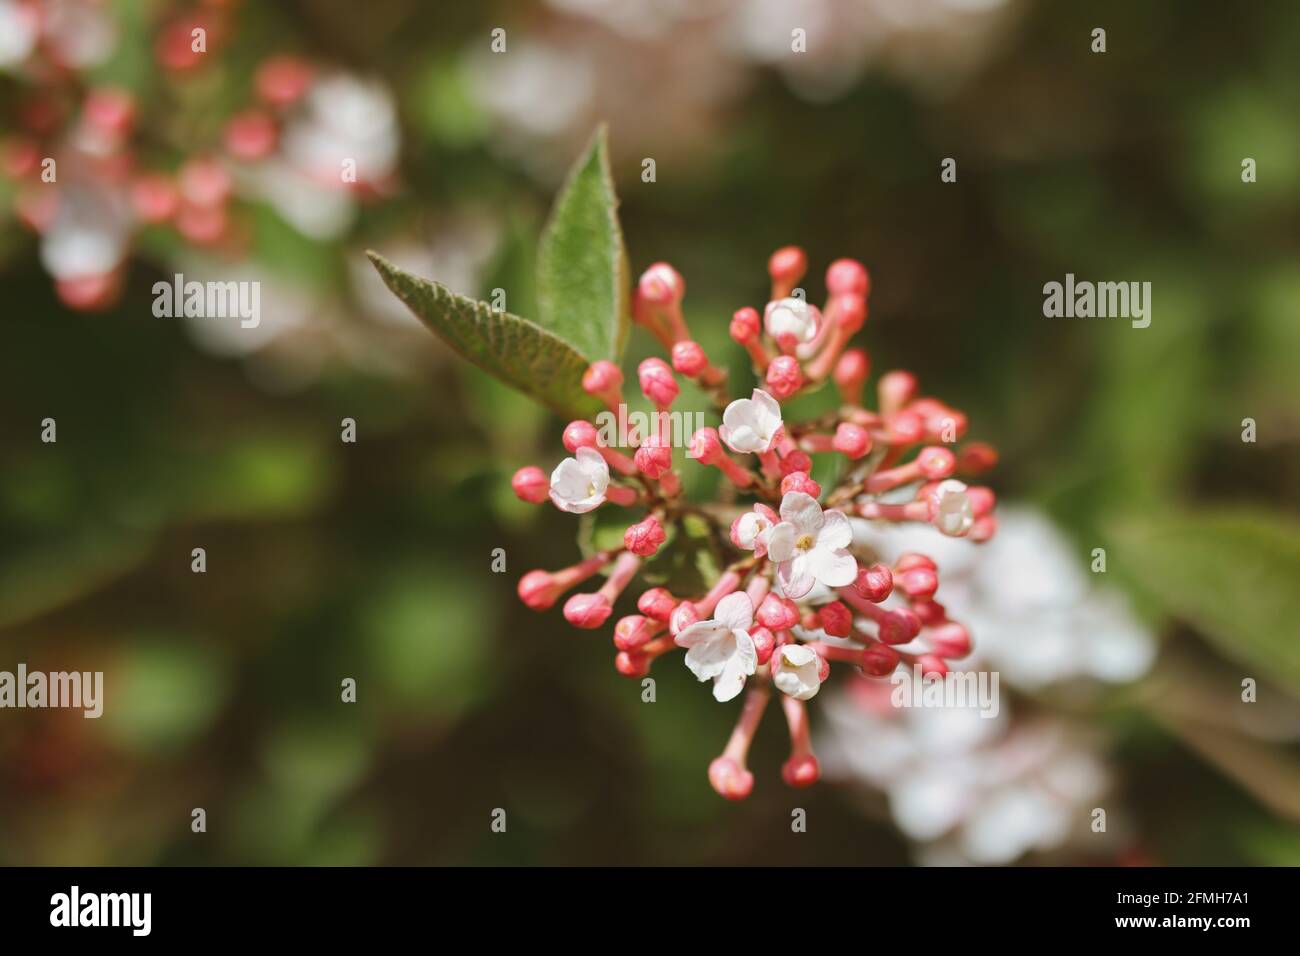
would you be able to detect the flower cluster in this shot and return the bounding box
[0,1,398,311]
[512,247,998,799]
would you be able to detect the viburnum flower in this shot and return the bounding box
[764,297,819,351]
[675,592,759,702]
[928,479,975,537]
[719,388,783,454]
[772,644,823,701]
[767,492,858,598]
[428,238,1002,801]
[817,679,1113,865]
[730,503,780,556]
[548,446,609,513]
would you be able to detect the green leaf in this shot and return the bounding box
[367,251,600,419]
[536,125,631,361]
[1110,508,1300,691]
[576,508,639,558]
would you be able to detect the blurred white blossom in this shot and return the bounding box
[818,680,1115,865]
[851,505,1157,689]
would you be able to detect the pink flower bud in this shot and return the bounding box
[833,348,869,402]
[637,357,679,407]
[615,651,650,678]
[818,601,853,637]
[583,360,623,395]
[634,437,672,478]
[689,427,723,463]
[624,516,667,557]
[897,566,939,600]
[756,595,799,631]
[832,422,871,459]
[966,485,996,517]
[781,752,820,788]
[860,643,901,677]
[84,87,136,136]
[750,627,776,666]
[878,369,917,414]
[917,654,948,678]
[826,258,870,297]
[896,553,937,572]
[669,601,699,636]
[886,409,925,444]
[518,570,559,610]
[928,622,971,659]
[729,307,761,344]
[780,470,821,498]
[765,355,803,400]
[130,174,179,224]
[637,588,678,622]
[670,340,708,377]
[768,245,807,287]
[175,202,227,245]
[564,592,613,629]
[854,563,894,603]
[614,615,657,652]
[917,446,957,479]
[562,419,600,452]
[637,262,684,305]
[831,293,866,333]
[779,449,812,476]
[224,109,277,160]
[56,274,121,312]
[878,608,922,645]
[709,756,754,801]
[911,598,947,627]
[511,466,549,504]
[256,56,314,108]
[157,16,213,72]
[178,157,232,208]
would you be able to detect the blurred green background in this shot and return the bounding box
[1,0,1297,865]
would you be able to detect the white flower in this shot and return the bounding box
[773,644,822,700]
[548,446,609,513]
[675,592,758,702]
[767,492,858,599]
[930,479,974,537]
[283,73,400,186]
[731,504,780,557]
[39,185,131,280]
[0,0,39,69]
[817,687,1113,866]
[720,388,783,454]
[734,512,768,549]
[764,297,819,345]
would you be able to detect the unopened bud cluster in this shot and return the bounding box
[513,248,998,799]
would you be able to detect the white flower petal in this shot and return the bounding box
[714,592,754,632]
[779,491,824,533]
[765,521,797,562]
[685,632,735,682]
[778,555,815,599]
[781,644,817,667]
[712,636,756,702]
[809,546,858,588]
[675,620,728,649]
[818,509,854,550]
